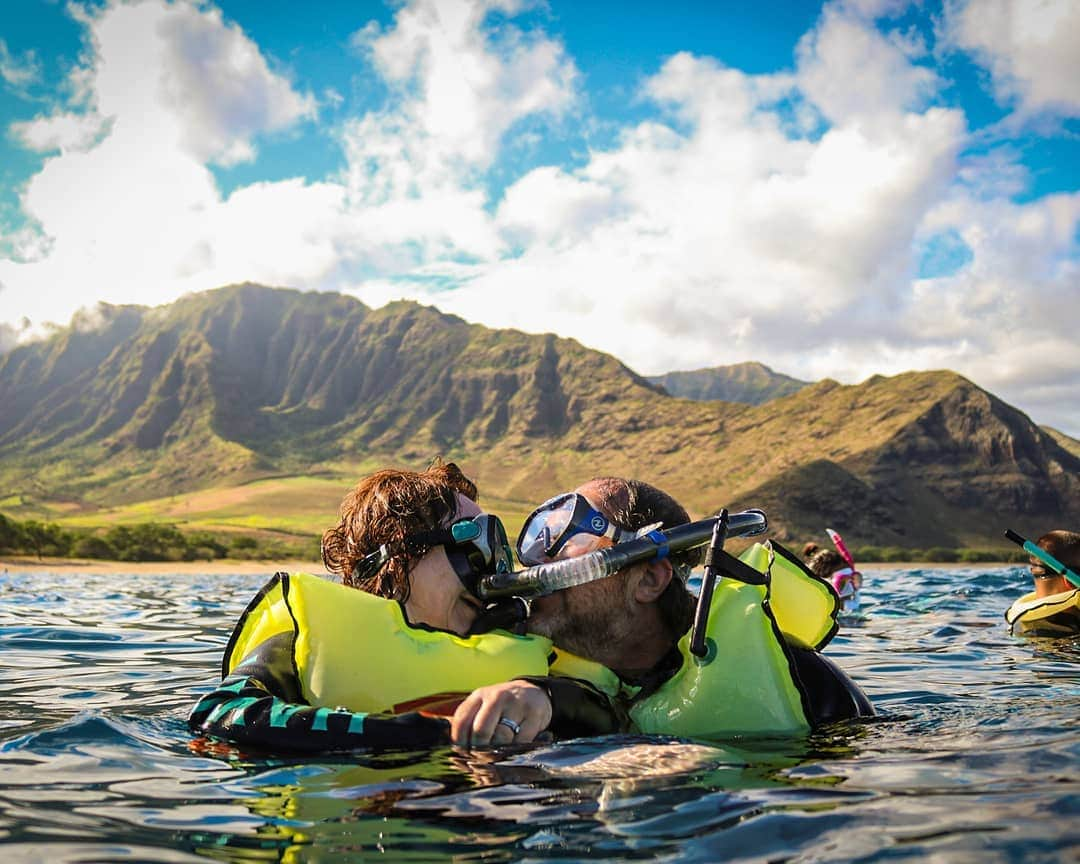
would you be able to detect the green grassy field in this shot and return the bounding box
[42,465,543,545]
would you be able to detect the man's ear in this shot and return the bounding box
[632,558,674,603]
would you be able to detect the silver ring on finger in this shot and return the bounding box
[497,716,521,736]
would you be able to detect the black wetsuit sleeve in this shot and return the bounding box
[789,647,875,725]
[188,632,450,752]
[519,675,629,738]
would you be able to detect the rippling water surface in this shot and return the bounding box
[1,566,1078,862]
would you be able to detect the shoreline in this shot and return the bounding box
[1,556,1017,576]
[0,556,328,576]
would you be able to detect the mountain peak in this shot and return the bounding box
[649,362,809,405]
[1,284,1075,547]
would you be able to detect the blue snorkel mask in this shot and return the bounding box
[517,492,644,566]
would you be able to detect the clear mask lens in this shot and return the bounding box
[516,492,636,566]
[517,494,579,566]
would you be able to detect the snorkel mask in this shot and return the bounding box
[517,492,644,566]
[351,513,514,595]
[478,505,768,601]
[437,514,515,594]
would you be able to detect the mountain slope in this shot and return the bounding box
[0,284,674,502]
[1,284,1076,548]
[721,375,1080,546]
[1044,427,1080,460]
[648,362,809,404]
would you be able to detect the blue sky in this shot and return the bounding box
[1,0,1078,436]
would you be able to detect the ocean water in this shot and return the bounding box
[0,566,1077,863]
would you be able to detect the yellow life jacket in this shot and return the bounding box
[222,572,553,714]
[1005,588,1080,636]
[627,541,836,736]
[549,541,840,736]
[740,540,838,649]
[223,538,840,736]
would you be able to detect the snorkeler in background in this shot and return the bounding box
[1004,529,1080,637]
[805,529,862,612]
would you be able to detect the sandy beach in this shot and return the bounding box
[0,556,329,576]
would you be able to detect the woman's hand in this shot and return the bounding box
[450,680,552,747]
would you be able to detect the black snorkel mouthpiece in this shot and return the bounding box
[466,597,531,636]
[477,508,768,600]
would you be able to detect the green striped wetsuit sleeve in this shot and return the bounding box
[187,631,450,752]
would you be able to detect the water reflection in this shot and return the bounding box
[0,567,1078,861]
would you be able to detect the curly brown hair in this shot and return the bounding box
[806,548,845,579]
[320,459,479,600]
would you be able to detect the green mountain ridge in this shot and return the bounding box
[648,361,809,404]
[2,283,1078,549]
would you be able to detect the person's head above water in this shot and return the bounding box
[518,477,701,678]
[806,548,845,579]
[320,459,512,635]
[1030,530,1080,599]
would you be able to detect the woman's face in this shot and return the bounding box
[402,493,485,635]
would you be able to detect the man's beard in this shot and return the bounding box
[526,579,633,663]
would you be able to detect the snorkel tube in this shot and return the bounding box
[689,511,728,658]
[476,508,768,600]
[826,527,857,571]
[1005,529,1080,589]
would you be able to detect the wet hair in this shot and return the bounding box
[806,548,845,579]
[321,459,478,600]
[1035,530,1080,576]
[585,477,700,641]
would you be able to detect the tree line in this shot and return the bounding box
[1,510,1028,566]
[852,545,1025,564]
[0,513,319,562]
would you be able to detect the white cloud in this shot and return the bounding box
[796,3,940,125]
[207,178,347,285]
[0,0,326,328]
[0,0,581,333]
[0,314,30,353]
[945,0,1080,117]
[332,0,581,267]
[495,165,617,249]
[0,38,41,90]
[442,44,964,375]
[10,112,110,153]
[1,0,1078,437]
[342,0,577,244]
[83,0,316,166]
[355,0,576,167]
[156,4,316,165]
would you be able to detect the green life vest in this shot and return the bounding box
[550,541,839,736]
[223,571,553,714]
[222,539,838,736]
